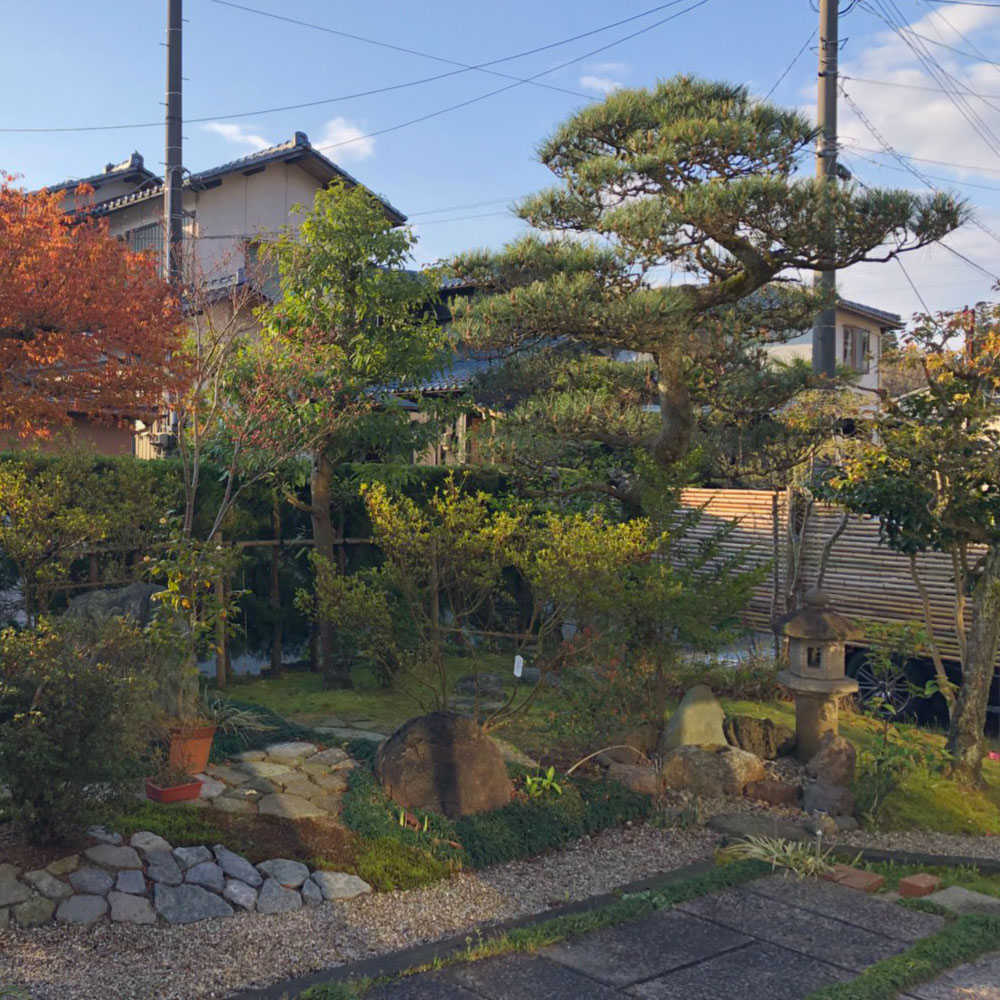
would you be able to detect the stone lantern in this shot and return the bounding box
[776,589,858,762]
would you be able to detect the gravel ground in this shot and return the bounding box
[839,828,1000,860]
[0,825,719,1000]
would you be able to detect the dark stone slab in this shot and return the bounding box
[678,885,906,971]
[543,909,751,986]
[366,974,482,1000]
[626,941,854,1000]
[747,873,946,942]
[446,953,622,1000]
[905,949,1000,999]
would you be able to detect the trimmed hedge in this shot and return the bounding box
[340,754,651,871]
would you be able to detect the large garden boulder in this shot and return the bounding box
[65,582,161,626]
[374,711,513,818]
[805,732,857,786]
[659,685,726,753]
[723,715,796,759]
[660,744,766,797]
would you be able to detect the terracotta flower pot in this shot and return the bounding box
[167,723,217,775]
[145,777,203,804]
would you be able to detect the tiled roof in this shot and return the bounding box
[78,132,405,223]
[838,298,904,329]
[44,152,157,194]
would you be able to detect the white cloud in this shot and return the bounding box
[315,117,374,161]
[201,122,273,151]
[579,74,624,94]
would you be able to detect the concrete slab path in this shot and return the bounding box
[365,873,946,1000]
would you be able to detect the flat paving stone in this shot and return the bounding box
[235,761,292,780]
[205,764,252,785]
[748,874,946,942]
[678,885,906,971]
[212,796,256,814]
[907,948,1000,999]
[627,941,853,1000]
[446,953,622,1000]
[543,909,751,987]
[258,792,326,819]
[924,886,1000,917]
[313,726,385,743]
[367,976,481,1000]
[263,741,318,761]
[305,747,348,767]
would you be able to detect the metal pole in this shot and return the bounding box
[813,0,838,378]
[165,0,183,285]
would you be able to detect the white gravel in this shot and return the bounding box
[839,829,1000,861]
[0,825,719,1000]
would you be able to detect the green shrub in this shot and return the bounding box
[0,619,158,843]
[209,699,330,762]
[354,836,452,892]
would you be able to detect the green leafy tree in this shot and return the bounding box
[449,76,964,494]
[828,303,1000,784]
[257,181,447,687]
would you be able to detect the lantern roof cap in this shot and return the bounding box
[776,589,856,641]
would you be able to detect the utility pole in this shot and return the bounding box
[813,0,839,378]
[164,0,183,286]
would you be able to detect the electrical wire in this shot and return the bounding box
[842,73,1000,101]
[763,29,817,100]
[843,148,1000,191]
[408,197,518,217]
[851,144,1000,174]
[0,0,690,134]
[309,0,710,156]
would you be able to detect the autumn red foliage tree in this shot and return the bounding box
[0,174,181,434]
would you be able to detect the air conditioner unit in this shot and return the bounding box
[151,432,175,452]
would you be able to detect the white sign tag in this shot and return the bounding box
[513,655,524,678]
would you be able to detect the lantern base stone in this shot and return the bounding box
[777,672,858,763]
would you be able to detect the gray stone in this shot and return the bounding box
[308,793,343,814]
[0,878,32,907]
[257,792,326,819]
[907,949,1000,999]
[211,795,255,814]
[678,886,906,971]
[305,747,349,767]
[172,845,213,870]
[68,867,114,895]
[309,871,372,901]
[204,764,251,786]
[312,726,385,744]
[544,909,751,987]
[23,869,72,900]
[301,878,323,907]
[924,885,1000,917]
[235,761,292,780]
[213,845,263,888]
[56,894,108,925]
[115,869,147,895]
[223,878,257,911]
[85,825,123,846]
[13,894,56,928]
[0,863,20,881]
[626,941,852,999]
[193,774,226,798]
[806,733,857,786]
[185,861,225,893]
[146,850,183,886]
[83,844,142,871]
[706,812,809,842]
[835,815,860,832]
[256,858,310,889]
[448,953,622,1000]
[154,883,234,924]
[232,750,267,761]
[130,831,173,855]
[46,855,79,876]
[660,744,766,796]
[262,741,318,761]
[108,891,155,925]
[801,812,839,837]
[67,582,161,626]
[454,673,507,698]
[0,907,8,929]
[659,684,727,753]
[748,874,945,942]
[311,771,349,793]
[723,715,796,760]
[256,877,303,915]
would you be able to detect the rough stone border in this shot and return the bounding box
[229,858,718,1000]
[831,846,1000,876]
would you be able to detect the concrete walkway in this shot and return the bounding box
[365,874,946,1000]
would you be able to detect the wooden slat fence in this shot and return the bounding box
[677,487,980,665]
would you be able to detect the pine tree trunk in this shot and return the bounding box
[650,349,694,468]
[947,546,1000,785]
[311,448,352,688]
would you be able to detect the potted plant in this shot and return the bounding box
[145,760,203,804]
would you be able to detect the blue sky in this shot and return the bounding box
[3,0,1000,318]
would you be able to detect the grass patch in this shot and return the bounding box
[806,914,1000,1000]
[296,859,769,998]
[860,860,1000,899]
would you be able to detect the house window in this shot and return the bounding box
[126,223,163,260]
[842,325,871,373]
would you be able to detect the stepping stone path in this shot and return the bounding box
[194,740,360,818]
[0,828,372,930]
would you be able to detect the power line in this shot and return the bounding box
[763,29,817,100]
[920,1,1000,7]
[843,148,1000,191]
[895,255,934,313]
[310,0,710,156]
[413,210,514,227]
[851,144,1000,175]
[408,197,517,217]
[0,0,693,134]
[843,73,1000,101]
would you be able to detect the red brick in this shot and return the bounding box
[899,874,943,898]
[819,864,856,883]
[819,864,886,893]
